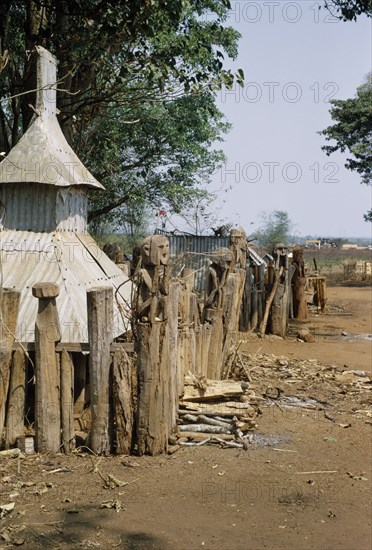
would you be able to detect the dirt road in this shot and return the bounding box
[0,283,371,549]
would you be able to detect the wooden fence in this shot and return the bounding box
[0,240,301,457]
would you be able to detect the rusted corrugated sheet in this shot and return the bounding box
[167,235,231,292]
[0,230,131,342]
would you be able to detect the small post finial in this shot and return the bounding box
[34,46,58,118]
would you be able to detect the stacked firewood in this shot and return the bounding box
[170,375,262,450]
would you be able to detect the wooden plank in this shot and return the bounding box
[60,350,75,453]
[87,287,113,455]
[6,349,26,447]
[112,347,133,455]
[0,289,21,442]
[182,379,243,402]
[32,282,61,453]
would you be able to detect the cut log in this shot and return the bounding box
[179,408,247,418]
[32,283,61,453]
[177,432,235,441]
[0,290,21,442]
[5,349,26,447]
[179,424,231,434]
[87,287,113,455]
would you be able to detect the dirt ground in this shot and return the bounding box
[1,282,371,550]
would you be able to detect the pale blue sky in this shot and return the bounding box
[208,1,372,239]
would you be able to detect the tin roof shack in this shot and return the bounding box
[0,47,133,455]
[0,47,131,344]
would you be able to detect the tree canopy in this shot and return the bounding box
[325,0,372,20]
[253,210,293,251]
[0,1,370,230]
[320,74,372,221]
[0,0,242,228]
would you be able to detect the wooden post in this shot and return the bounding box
[60,349,74,453]
[239,266,252,332]
[257,264,265,327]
[195,322,212,379]
[250,266,259,330]
[136,322,169,456]
[32,282,61,453]
[112,346,133,455]
[0,289,21,443]
[73,354,87,415]
[6,349,26,447]
[206,309,224,379]
[167,282,180,432]
[291,247,308,320]
[87,287,113,456]
[221,269,246,378]
[260,266,284,337]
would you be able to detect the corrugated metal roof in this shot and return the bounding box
[0,113,104,190]
[0,230,131,343]
[0,47,104,190]
[0,184,88,233]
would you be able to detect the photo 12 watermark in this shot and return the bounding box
[203,2,341,24]
[220,81,340,104]
[218,161,340,184]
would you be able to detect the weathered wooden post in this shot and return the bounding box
[6,349,26,448]
[177,268,197,380]
[136,322,169,455]
[0,289,21,444]
[112,346,134,455]
[203,248,233,380]
[168,281,180,431]
[268,244,290,337]
[291,247,308,320]
[73,354,87,415]
[60,349,75,453]
[260,266,284,337]
[87,287,113,455]
[135,235,171,455]
[221,269,246,378]
[32,282,61,453]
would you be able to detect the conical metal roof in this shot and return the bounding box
[0,46,104,190]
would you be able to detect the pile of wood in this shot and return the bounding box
[171,375,262,449]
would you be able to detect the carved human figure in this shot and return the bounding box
[136,235,170,323]
[230,227,247,271]
[272,243,289,279]
[103,242,121,263]
[204,247,233,313]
